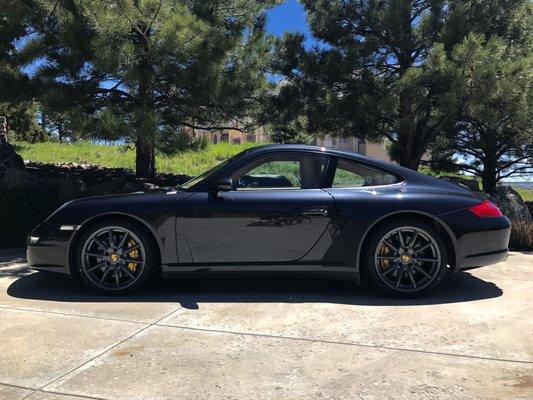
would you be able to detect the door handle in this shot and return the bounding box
[302,208,329,217]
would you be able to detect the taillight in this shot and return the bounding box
[468,200,502,218]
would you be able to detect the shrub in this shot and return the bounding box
[509,221,533,251]
[0,185,62,248]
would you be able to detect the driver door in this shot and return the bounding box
[176,152,333,264]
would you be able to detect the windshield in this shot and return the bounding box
[179,148,253,190]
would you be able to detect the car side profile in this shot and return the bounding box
[27,144,511,297]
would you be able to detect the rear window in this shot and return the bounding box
[332,159,400,188]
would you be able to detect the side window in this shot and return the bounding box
[230,153,327,190]
[332,159,399,188]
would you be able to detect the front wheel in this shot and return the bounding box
[363,220,449,297]
[75,220,157,295]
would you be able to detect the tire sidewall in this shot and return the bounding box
[75,220,157,295]
[363,219,449,298]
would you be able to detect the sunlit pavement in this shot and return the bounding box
[0,250,531,400]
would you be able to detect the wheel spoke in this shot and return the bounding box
[416,257,438,263]
[114,269,120,286]
[409,232,419,248]
[108,229,115,248]
[414,242,432,253]
[122,258,143,264]
[397,229,405,248]
[383,239,399,253]
[86,261,107,273]
[395,270,403,287]
[119,265,136,279]
[93,237,108,252]
[85,252,105,258]
[117,232,129,251]
[100,267,111,283]
[125,244,141,253]
[407,269,417,288]
[377,255,397,260]
[380,264,398,276]
[414,265,432,278]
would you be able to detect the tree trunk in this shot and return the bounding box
[57,120,63,142]
[133,12,156,179]
[398,148,422,170]
[482,170,497,195]
[481,153,498,195]
[135,135,155,178]
[395,3,420,171]
[481,133,499,195]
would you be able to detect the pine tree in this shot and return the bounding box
[432,34,532,194]
[271,0,531,171]
[15,0,277,177]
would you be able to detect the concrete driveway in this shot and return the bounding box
[0,250,531,400]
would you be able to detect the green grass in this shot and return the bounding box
[514,188,533,202]
[13,141,533,200]
[14,141,265,176]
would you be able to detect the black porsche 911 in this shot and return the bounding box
[27,144,511,297]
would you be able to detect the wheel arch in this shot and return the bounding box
[356,211,458,277]
[68,212,162,279]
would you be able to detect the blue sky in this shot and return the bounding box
[266,0,315,47]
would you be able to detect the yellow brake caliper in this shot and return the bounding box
[127,239,140,272]
[379,244,390,270]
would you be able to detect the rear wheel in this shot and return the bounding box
[75,220,157,294]
[363,220,449,297]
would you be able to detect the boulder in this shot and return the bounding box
[1,167,39,188]
[0,141,24,178]
[123,181,161,193]
[493,186,532,222]
[57,177,87,202]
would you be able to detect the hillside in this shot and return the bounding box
[14,141,263,177]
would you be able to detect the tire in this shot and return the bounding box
[363,219,449,298]
[75,219,158,295]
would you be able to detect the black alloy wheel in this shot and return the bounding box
[364,220,448,297]
[76,220,157,294]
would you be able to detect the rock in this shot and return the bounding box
[1,168,39,187]
[0,141,25,178]
[57,177,87,202]
[493,186,532,222]
[123,181,160,193]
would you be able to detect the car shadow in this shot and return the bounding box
[5,263,503,307]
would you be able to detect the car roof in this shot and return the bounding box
[244,144,471,193]
[244,143,404,174]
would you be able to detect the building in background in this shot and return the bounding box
[185,123,392,162]
[314,136,390,162]
[185,122,269,145]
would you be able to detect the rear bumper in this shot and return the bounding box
[455,226,511,270]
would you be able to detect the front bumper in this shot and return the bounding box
[27,223,75,275]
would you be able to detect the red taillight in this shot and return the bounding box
[468,200,502,218]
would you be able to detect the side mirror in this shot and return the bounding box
[212,177,234,193]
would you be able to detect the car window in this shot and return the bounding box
[230,153,327,190]
[179,149,252,190]
[332,159,399,187]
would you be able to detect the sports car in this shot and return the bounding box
[27,144,511,297]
